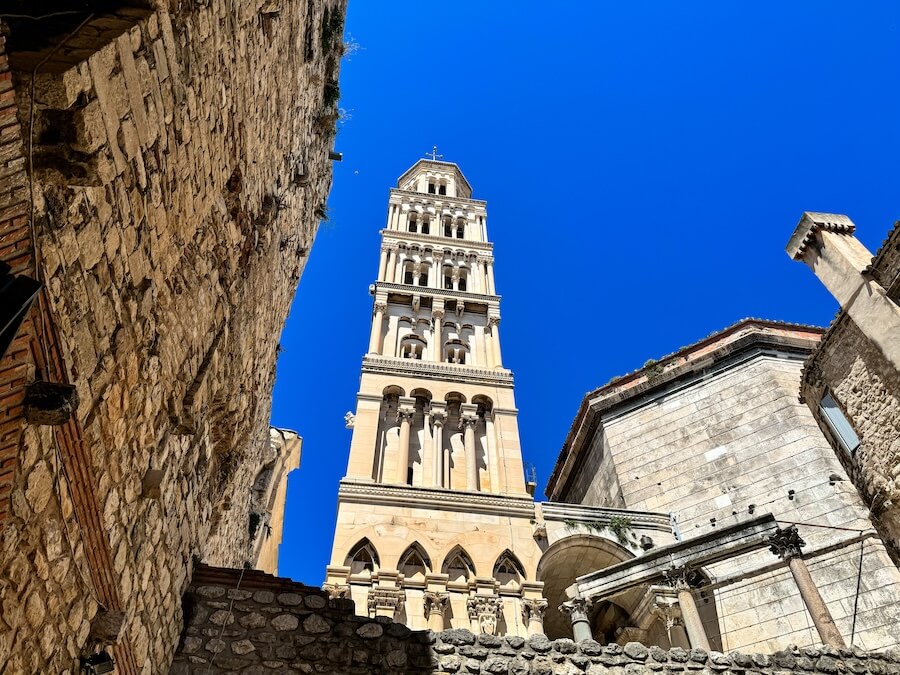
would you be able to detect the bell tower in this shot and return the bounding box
[325,156,543,636]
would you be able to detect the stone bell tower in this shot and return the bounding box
[324,156,544,636]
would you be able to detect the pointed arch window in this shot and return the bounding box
[442,546,476,585]
[345,538,380,575]
[398,543,432,580]
[493,550,525,587]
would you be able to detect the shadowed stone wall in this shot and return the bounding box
[172,566,900,675]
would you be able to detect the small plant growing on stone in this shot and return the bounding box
[564,516,636,547]
[323,81,340,108]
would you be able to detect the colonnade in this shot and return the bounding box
[377,244,496,296]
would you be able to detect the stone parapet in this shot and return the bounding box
[172,565,900,674]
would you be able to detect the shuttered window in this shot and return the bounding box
[819,392,861,454]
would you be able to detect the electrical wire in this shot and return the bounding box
[850,539,864,644]
[203,565,246,675]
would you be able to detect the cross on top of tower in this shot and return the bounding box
[426,145,443,161]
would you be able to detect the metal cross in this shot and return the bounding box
[426,145,443,161]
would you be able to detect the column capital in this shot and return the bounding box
[768,524,806,559]
[521,598,548,622]
[488,316,501,327]
[430,408,447,427]
[397,408,415,424]
[459,414,479,431]
[373,301,387,313]
[559,597,592,621]
[367,587,405,618]
[424,591,450,617]
[467,595,502,635]
[322,583,351,600]
[662,565,700,592]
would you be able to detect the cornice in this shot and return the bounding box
[338,480,536,517]
[361,356,515,387]
[382,230,494,253]
[540,502,673,533]
[376,281,500,304]
[786,211,856,260]
[390,188,487,207]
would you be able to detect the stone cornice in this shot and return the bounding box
[786,211,856,260]
[382,230,494,253]
[540,502,673,534]
[338,480,536,517]
[376,281,500,304]
[390,187,487,207]
[361,355,515,387]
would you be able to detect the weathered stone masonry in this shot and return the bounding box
[172,565,900,675]
[0,1,346,673]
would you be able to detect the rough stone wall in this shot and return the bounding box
[0,0,345,672]
[801,315,900,555]
[566,352,900,653]
[172,566,900,675]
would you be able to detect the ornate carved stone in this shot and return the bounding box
[397,408,415,424]
[459,414,478,431]
[559,597,592,622]
[367,587,404,618]
[424,591,450,618]
[467,595,502,635]
[322,583,351,600]
[662,565,702,591]
[768,524,806,559]
[521,598,548,623]
[488,316,500,328]
[373,301,387,314]
[531,521,547,539]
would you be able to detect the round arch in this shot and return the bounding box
[536,534,634,640]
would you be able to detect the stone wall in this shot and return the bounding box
[0,0,345,672]
[801,314,900,556]
[172,565,900,675]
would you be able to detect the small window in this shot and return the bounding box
[458,277,467,292]
[820,392,860,454]
[418,273,428,286]
[404,270,415,285]
[428,182,436,194]
[438,184,447,195]
[422,219,430,235]
[456,224,464,239]
[408,214,418,233]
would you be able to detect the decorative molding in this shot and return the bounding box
[375,281,500,303]
[521,598,548,623]
[322,583,351,600]
[424,591,450,618]
[768,524,806,559]
[467,595,503,635]
[540,501,672,533]
[786,212,856,260]
[367,587,405,618]
[361,355,514,387]
[389,188,488,208]
[338,480,536,518]
[559,597,592,621]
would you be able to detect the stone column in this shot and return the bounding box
[432,309,444,362]
[396,402,415,485]
[432,252,444,290]
[488,317,502,367]
[386,247,397,283]
[368,302,386,354]
[768,525,847,648]
[424,592,450,631]
[662,567,710,651]
[377,246,388,280]
[560,598,593,643]
[460,405,479,491]
[486,257,496,294]
[522,599,548,637]
[787,212,900,372]
[430,405,446,487]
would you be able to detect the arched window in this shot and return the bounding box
[456,218,465,239]
[438,182,447,196]
[443,216,453,237]
[408,213,418,233]
[345,538,380,575]
[442,546,476,584]
[457,268,468,292]
[403,262,416,285]
[418,264,429,286]
[428,181,436,194]
[493,550,526,587]
[398,543,432,580]
[445,338,468,365]
[400,334,426,360]
[421,217,431,235]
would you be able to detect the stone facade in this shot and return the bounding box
[172,565,900,675]
[547,320,900,654]
[0,1,344,672]
[788,214,900,555]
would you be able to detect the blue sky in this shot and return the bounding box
[271,1,900,584]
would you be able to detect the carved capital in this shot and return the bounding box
[467,595,502,635]
[662,565,700,592]
[430,410,447,428]
[432,309,445,321]
[424,591,450,618]
[768,524,806,559]
[322,583,351,600]
[559,597,592,622]
[521,598,548,623]
[459,414,479,431]
[373,302,387,314]
[397,408,416,424]
[488,316,500,328]
[367,587,405,618]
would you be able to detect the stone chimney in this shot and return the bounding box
[786,211,900,371]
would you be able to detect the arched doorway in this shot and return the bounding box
[536,534,634,640]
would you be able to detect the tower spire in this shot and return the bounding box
[426,145,443,161]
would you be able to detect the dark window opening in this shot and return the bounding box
[438,184,447,195]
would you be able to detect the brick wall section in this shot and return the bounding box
[172,565,900,675]
[0,1,346,672]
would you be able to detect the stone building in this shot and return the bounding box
[787,213,900,556]
[324,161,900,656]
[0,0,344,672]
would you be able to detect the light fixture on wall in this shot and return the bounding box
[80,651,115,674]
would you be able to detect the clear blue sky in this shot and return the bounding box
[271,1,899,584]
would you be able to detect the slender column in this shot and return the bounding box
[396,404,415,485]
[377,246,388,280]
[662,567,710,650]
[386,247,396,282]
[488,317,502,367]
[432,309,444,362]
[460,407,479,491]
[768,525,847,648]
[424,592,449,631]
[430,406,446,487]
[486,257,496,294]
[432,252,443,290]
[522,599,548,637]
[559,598,593,643]
[368,302,386,354]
